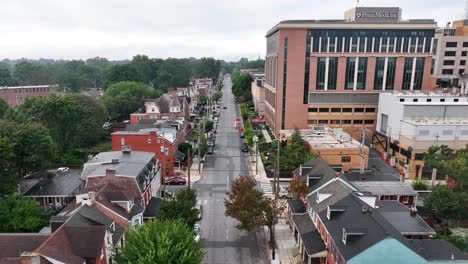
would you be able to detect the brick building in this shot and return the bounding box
[264,7,437,137]
[0,85,54,107]
[111,121,189,178]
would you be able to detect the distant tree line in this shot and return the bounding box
[0,55,222,92]
[221,57,265,74]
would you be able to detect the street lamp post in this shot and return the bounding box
[253,135,259,175]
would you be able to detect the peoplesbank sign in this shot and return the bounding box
[353,7,401,23]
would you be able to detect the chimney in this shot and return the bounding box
[410,207,418,217]
[20,252,40,264]
[106,169,116,177]
[299,165,303,176]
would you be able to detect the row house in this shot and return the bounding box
[111,120,189,177]
[294,157,418,206]
[81,148,161,208]
[130,93,190,124]
[0,204,124,264]
[287,176,466,264]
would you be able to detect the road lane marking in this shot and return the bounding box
[226,229,229,240]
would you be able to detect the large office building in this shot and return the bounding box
[431,19,468,88]
[264,7,437,137]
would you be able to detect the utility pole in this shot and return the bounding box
[188,147,191,189]
[161,132,166,198]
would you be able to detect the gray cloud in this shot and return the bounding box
[0,0,463,61]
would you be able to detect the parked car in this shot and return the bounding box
[194,204,203,220]
[56,167,70,173]
[165,177,187,185]
[223,106,227,109]
[194,224,201,242]
[240,132,245,138]
[241,143,249,152]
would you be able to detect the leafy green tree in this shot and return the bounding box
[14,61,50,85]
[102,81,151,121]
[0,68,17,86]
[113,220,203,264]
[18,94,107,155]
[0,196,48,232]
[0,137,17,196]
[231,72,253,101]
[178,143,193,162]
[0,97,9,118]
[225,176,273,235]
[198,95,208,106]
[85,57,110,69]
[196,57,221,80]
[130,54,158,85]
[425,186,468,226]
[286,176,308,199]
[0,118,55,177]
[158,188,198,228]
[212,91,223,102]
[104,64,143,88]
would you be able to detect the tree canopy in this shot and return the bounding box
[225,176,272,232]
[157,188,198,228]
[0,196,48,232]
[424,144,468,189]
[102,81,152,121]
[425,186,468,224]
[113,220,203,264]
[18,94,107,155]
[231,72,253,101]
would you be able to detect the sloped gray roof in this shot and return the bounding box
[288,200,306,214]
[307,179,354,214]
[351,181,417,196]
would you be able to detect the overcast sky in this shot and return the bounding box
[0,0,464,61]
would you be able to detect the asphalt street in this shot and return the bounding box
[191,75,270,264]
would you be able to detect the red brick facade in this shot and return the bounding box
[0,85,54,107]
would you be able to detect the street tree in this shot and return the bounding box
[0,196,48,232]
[225,176,273,235]
[113,220,203,264]
[158,188,198,228]
[0,137,17,196]
[102,81,151,121]
[286,176,308,199]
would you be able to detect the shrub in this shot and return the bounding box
[412,179,429,191]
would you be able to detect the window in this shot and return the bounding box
[442,69,454,74]
[426,98,432,102]
[120,138,125,146]
[402,57,413,90]
[147,138,152,144]
[331,108,341,113]
[418,130,430,136]
[440,98,445,102]
[415,153,425,160]
[341,156,351,162]
[353,120,363,124]
[443,60,455,66]
[354,108,364,112]
[319,108,329,113]
[316,57,327,90]
[342,108,352,113]
[461,60,466,65]
[342,120,352,124]
[380,114,388,133]
[463,42,468,47]
[318,120,328,124]
[366,108,376,112]
[308,120,317,124]
[308,108,318,112]
[413,57,425,90]
[446,42,457,47]
[400,98,405,102]
[374,57,385,90]
[413,98,418,102]
[459,69,465,74]
[328,57,339,90]
[462,51,467,56]
[364,120,374,124]
[356,57,368,90]
[345,57,356,90]
[330,120,340,124]
[444,51,456,56]
[454,98,459,102]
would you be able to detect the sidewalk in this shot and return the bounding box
[249,153,303,264]
[181,156,204,184]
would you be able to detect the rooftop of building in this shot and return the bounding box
[266,7,437,37]
[381,90,468,101]
[281,127,367,150]
[81,150,155,180]
[374,201,435,236]
[0,234,50,263]
[0,85,53,90]
[351,181,417,196]
[21,170,84,197]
